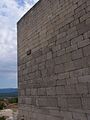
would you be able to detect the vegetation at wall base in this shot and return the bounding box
[0,116,6,120]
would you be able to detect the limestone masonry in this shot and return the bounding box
[17,0,90,120]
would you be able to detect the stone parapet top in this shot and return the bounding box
[17,0,41,25]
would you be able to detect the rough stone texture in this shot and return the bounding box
[17,0,90,120]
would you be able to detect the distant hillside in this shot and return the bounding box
[0,88,18,98]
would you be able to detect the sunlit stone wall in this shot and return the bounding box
[17,0,90,120]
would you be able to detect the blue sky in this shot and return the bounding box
[0,0,39,88]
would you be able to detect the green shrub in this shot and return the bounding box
[8,97,18,104]
[0,103,5,110]
[0,116,6,120]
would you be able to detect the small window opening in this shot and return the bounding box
[27,49,31,55]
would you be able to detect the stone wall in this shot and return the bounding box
[17,0,90,120]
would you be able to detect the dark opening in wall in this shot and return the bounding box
[27,49,31,55]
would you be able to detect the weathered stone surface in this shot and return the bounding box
[17,0,90,119]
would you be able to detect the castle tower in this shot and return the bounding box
[17,0,90,120]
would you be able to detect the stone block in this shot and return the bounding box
[41,69,47,77]
[72,112,87,120]
[58,96,67,109]
[57,72,70,80]
[69,68,90,78]
[65,16,74,24]
[61,41,71,49]
[87,114,90,120]
[47,80,57,87]
[56,86,65,95]
[55,53,72,64]
[57,49,66,56]
[75,2,87,13]
[46,87,56,96]
[38,88,46,96]
[67,26,76,34]
[67,97,82,109]
[71,48,83,60]
[78,75,90,83]
[86,6,90,12]
[87,56,90,67]
[26,88,31,96]
[57,32,66,39]
[74,9,86,19]
[65,85,77,95]
[76,83,88,94]
[84,30,90,39]
[31,89,37,96]
[78,39,90,48]
[66,77,78,85]
[57,79,66,86]
[66,44,78,53]
[76,21,90,35]
[87,0,90,6]
[31,97,36,105]
[52,44,61,52]
[86,18,90,25]
[60,111,73,120]
[66,31,78,41]
[73,58,87,69]
[38,97,58,107]
[55,64,65,73]
[46,115,63,120]
[39,62,45,70]
[46,52,52,59]
[80,12,90,22]
[71,35,83,45]
[82,97,90,110]
[83,45,90,56]
[64,61,75,72]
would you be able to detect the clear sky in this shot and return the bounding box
[0,0,39,88]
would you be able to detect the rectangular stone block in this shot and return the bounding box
[58,96,67,109]
[46,52,52,59]
[75,2,87,13]
[57,79,66,86]
[76,21,90,35]
[38,97,58,107]
[31,89,37,96]
[55,53,72,65]
[57,49,66,56]
[82,97,90,110]
[76,83,88,94]
[65,85,77,95]
[64,61,75,72]
[46,87,56,96]
[83,45,90,56]
[71,35,83,45]
[78,39,90,48]
[84,30,90,39]
[57,72,70,80]
[38,88,46,96]
[72,112,87,120]
[55,64,65,73]
[78,75,90,83]
[66,44,78,53]
[67,97,82,109]
[71,48,83,60]
[56,86,65,95]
